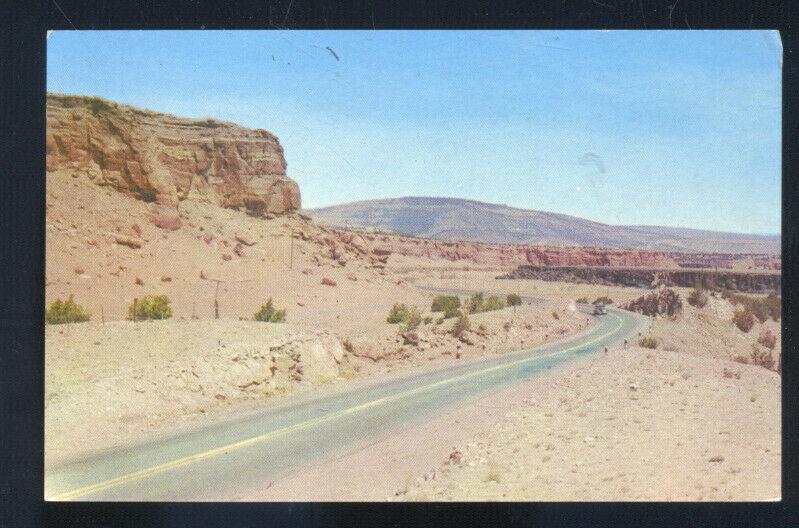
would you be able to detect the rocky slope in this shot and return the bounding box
[307,197,780,255]
[47,93,300,229]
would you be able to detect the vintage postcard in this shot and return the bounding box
[44,30,781,501]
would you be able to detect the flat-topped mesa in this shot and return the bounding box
[46,93,301,229]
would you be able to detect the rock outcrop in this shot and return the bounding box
[46,93,300,229]
[499,265,782,294]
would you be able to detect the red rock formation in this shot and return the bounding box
[46,94,301,228]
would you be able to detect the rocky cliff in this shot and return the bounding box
[499,265,781,294]
[46,94,301,229]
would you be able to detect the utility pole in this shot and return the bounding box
[201,275,256,320]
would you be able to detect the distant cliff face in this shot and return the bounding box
[46,94,300,229]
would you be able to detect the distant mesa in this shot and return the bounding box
[46,93,301,229]
[306,196,780,255]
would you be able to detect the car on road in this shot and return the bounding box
[593,303,607,315]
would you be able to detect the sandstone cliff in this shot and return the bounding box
[46,93,300,229]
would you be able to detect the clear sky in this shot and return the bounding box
[47,30,781,234]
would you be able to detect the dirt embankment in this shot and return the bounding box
[401,295,781,501]
[45,300,589,467]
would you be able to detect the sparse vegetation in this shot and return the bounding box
[750,344,775,370]
[466,292,505,314]
[431,295,461,316]
[399,306,422,332]
[623,288,682,318]
[423,315,433,325]
[575,297,589,304]
[732,308,755,333]
[128,295,172,321]
[450,313,471,337]
[551,311,559,320]
[482,296,505,312]
[342,338,355,353]
[477,323,487,334]
[253,298,286,322]
[87,96,113,115]
[687,288,708,308]
[638,336,658,349]
[758,328,777,350]
[45,295,91,324]
[506,293,523,307]
[465,292,485,314]
[593,295,613,305]
[721,290,780,322]
[387,303,422,331]
[387,303,412,324]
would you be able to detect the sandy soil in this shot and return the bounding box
[45,302,588,468]
[45,174,781,501]
[400,295,781,501]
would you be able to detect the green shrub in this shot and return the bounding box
[465,292,504,313]
[638,336,658,349]
[732,308,755,333]
[687,288,708,308]
[482,296,505,312]
[423,315,433,325]
[431,295,461,313]
[387,303,422,330]
[593,295,613,305]
[722,290,781,322]
[128,295,172,320]
[465,292,485,314]
[387,303,411,324]
[253,298,287,322]
[45,295,91,324]
[400,306,422,332]
[757,328,777,350]
[506,294,523,307]
[450,313,471,337]
[575,297,589,304]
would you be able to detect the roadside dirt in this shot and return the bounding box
[400,294,781,501]
[45,301,588,467]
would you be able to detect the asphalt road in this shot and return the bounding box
[46,295,640,501]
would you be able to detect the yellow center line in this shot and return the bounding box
[49,311,626,501]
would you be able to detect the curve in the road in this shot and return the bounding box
[47,302,640,501]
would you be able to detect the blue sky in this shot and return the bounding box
[48,30,781,234]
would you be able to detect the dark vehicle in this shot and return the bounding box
[592,303,607,315]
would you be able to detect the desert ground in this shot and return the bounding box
[44,94,781,501]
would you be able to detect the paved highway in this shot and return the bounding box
[46,294,640,501]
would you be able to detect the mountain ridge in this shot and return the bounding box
[306,196,780,255]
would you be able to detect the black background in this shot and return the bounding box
[1,1,796,526]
